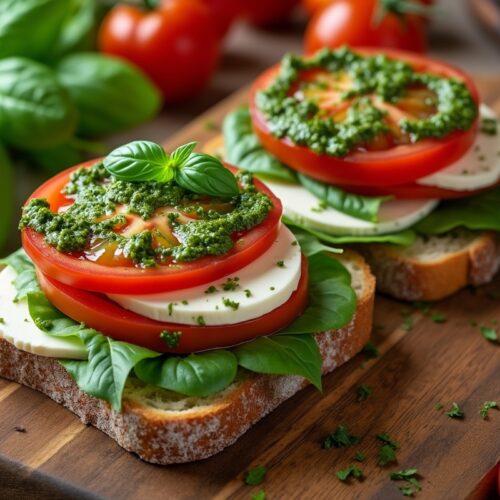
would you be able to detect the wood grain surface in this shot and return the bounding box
[0,78,499,500]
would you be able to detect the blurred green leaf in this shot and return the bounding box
[0,143,14,250]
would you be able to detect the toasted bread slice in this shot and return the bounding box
[0,251,374,465]
[205,134,500,302]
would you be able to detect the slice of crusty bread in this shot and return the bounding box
[0,251,374,465]
[204,134,500,302]
[360,231,500,301]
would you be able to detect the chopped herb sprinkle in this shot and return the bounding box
[160,330,182,348]
[244,289,252,298]
[222,298,239,310]
[205,286,217,294]
[196,315,206,326]
[362,341,379,360]
[244,466,267,486]
[479,401,498,420]
[446,402,464,419]
[221,277,240,291]
[277,260,285,267]
[479,325,498,343]
[323,425,360,449]
[336,465,364,482]
[356,385,373,402]
[354,451,366,462]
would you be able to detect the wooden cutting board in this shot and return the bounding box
[1,78,500,500]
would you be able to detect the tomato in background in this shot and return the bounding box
[201,0,241,38]
[305,0,428,54]
[99,0,220,103]
[241,0,300,26]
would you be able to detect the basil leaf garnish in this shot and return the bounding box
[175,153,239,198]
[134,351,238,397]
[103,140,172,182]
[103,140,239,198]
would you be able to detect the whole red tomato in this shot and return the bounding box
[241,0,300,26]
[201,0,241,38]
[305,0,427,53]
[99,0,220,103]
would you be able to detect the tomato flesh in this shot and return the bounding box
[22,160,282,295]
[36,256,309,353]
[250,48,479,187]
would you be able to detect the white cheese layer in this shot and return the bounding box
[0,266,86,359]
[418,105,500,191]
[107,224,302,325]
[263,179,438,236]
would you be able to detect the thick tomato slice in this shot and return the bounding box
[36,256,309,353]
[22,160,282,295]
[250,48,479,187]
[341,181,500,200]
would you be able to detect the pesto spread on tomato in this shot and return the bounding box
[20,163,273,268]
[256,47,478,156]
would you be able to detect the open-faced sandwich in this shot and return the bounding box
[205,47,500,301]
[0,142,374,464]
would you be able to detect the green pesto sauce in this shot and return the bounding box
[20,163,273,268]
[257,47,478,157]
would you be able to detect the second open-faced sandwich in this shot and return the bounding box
[205,47,500,301]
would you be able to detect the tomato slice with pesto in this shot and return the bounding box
[22,160,282,294]
[36,258,309,353]
[250,47,479,187]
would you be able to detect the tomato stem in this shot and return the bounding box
[374,0,435,26]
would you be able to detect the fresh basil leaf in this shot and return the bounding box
[298,173,390,223]
[0,0,69,61]
[284,216,416,246]
[13,269,39,302]
[61,331,159,411]
[280,252,357,334]
[49,0,99,61]
[0,248,34,275]
[290,225,342,257]
[0,144,13,250]
[169,141,197,167]
[0,58,77,149]
[56,53,161,136]
[415,188,500,234]
[103,141,172,182]
[134,351,238,397]
[234,334,322,390]
[175,153,239,198]
[223,107,297,183]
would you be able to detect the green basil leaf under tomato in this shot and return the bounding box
[290,225,342,257]
[415,188,500,234]
[233,334,322,390]
[0,143,13,250]
[175,153,239,198]
[134,351,238,398]
[284,217,416,246]
[297,173,391,223]
[0,0,68,61]
[56,53,161,137]
[61,332,160,411]
[103,141,173,182]
[280,252,357,334]
[223,107,298,183]
[0,58,77,149]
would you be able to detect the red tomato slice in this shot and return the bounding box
[22,160,282,295]
[250,48,479,187]
[36,256,309,353]
[340,181,500,200]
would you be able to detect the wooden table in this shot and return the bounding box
[0,78,499,499]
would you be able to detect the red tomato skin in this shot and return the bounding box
[22,160,283,295]
[249,48,480,187]
[200,0,241,38]
[37,256,309,353]
[305,0,427,54]
[240,0,300,26]
[99,0,220,103]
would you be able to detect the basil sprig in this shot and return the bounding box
[103,140,239,198]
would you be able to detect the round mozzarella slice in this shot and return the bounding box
[264,179,438,236]
[0,267,86,359]
[418,104,500,191]
[107,224,302,326]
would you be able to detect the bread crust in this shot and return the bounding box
[361,232,500,301]
[0,253,374,465]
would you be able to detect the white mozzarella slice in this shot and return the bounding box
[0,266,86,359]
[418,104,500,191]
[108,224,302,325]
[263,179,438,236]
